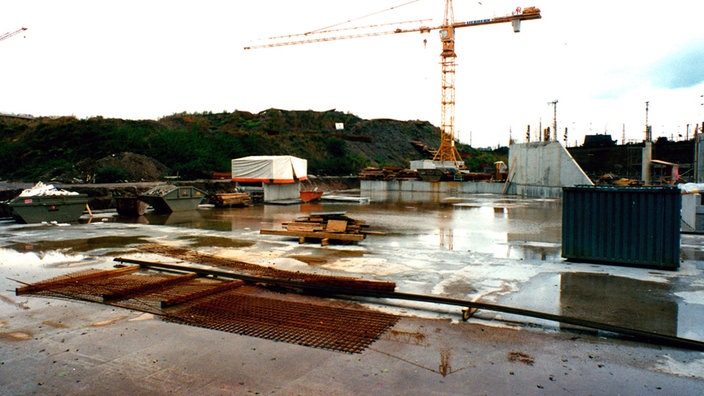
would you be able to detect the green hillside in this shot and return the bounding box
[0,109,504,182]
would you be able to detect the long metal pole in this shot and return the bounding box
[115,257,704,352]
[645,101,650,142]
[549,100,558,141]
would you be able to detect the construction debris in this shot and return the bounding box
[260,211,384,245]
[137,244,396,293]
[209,192,252,207]
[359,167,421,180]
[13,256,704,354]
[16,264,399,354]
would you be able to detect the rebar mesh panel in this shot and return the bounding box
[20,269,398,353]
[165,288,399,353]
[118,277,235,312]
[27,272,167,303]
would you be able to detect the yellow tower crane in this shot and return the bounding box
[245,2,541,169]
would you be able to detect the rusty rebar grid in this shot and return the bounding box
[17,266,399,353]
[164,287,398,353]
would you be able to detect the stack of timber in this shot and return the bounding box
[359,167,420,180]
[260,211,383,245]
[210,192,252,207]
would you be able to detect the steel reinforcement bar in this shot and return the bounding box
[114,257,704,352]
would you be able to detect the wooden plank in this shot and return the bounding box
[260,229,365,241]
[286,224,324,232]
[283,222,325,232]
[326,219,348,233]
[361,230,387,235]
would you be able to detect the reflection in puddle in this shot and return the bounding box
[497,268,704,342]
[177,235,256,249]
[560,272,677,337]
[3,235,152,254]
[287,246,365,265]
[1,190,702,344]
[143,211,206,227]
[505,242,562,261]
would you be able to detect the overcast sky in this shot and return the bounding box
[2,0,704,148]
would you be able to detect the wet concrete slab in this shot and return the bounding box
[2,191,704,393]
[2,300,704,395]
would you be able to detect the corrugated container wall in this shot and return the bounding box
[562,186,681,269]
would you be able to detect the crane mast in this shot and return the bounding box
[245,2,541,169]
[437,0,459,165]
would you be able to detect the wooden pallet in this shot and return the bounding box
[261,211,380,245]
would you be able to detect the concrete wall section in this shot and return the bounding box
[362,142,590,198]
[263,182,299,202]
[507,184,564,199]
[508,142,593,198]
[696,134,704,183]
[682,193,704,231]
[361,180,505,194]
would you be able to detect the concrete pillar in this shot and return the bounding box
[263,182,300,202]
[696,132,704,183]
[642,142,652,185]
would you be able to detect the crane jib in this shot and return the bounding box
[464,18,492,25]
[246,5,541,170]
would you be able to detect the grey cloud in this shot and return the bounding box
[650,41,704,89]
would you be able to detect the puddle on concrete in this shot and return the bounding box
[1,191,702,344]
[681,237,704,261]
[177,235,256,249]
[499,242,562,261]
[3,235,152,254]
[287,247,365,265]
[440,279,480,296]
[499,271,704,341]
[559,272,677,335]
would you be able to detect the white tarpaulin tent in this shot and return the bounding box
[231,155,308,184]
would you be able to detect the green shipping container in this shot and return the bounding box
[8,194,89,224]
[562,186,681,269]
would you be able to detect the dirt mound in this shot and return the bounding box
[76,152,169,182]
